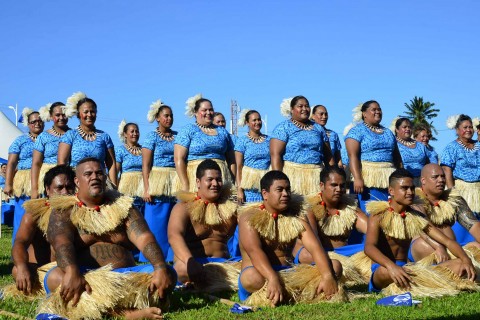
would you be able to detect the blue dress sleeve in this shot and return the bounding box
[60,130,74,146]
[104,133,114,149]
[234,136,246,153]
[8,136,22,154]
[271,121,288,142]
[115,146,124,164]
[142,131,156,151]
[345,125,363,143]
[440,142,457,169]
[34,134,46,153]
[174,125,193,148]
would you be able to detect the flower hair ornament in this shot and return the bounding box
[65,91,87,117]
[237,108,250,127]
[185,93,202,118]
[118,119,127,142]
[389,116,400,134]
[446,114,460,130]
[343,103,364,136]
[39,103,53,122]
[472,117,480,129]
[21,107,35,127]
[280,97,293,118]
[147,99,165,123]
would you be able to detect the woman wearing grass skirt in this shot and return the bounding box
[270,96,333,196]
[3,108,44,243]
[174,94,235,192]
[311,104,343,167]
[30,102,72,199]
[345,100,402,213]
[140,100,177,262]
[441,114,480,245]
[413,123,438,164]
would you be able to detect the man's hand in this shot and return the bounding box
[316,274,338,298]
[434,246,450,263]
[60,267,92,306]
[15,265,33,295]
[186,258,204,283]
[458,260,477,281]
[388,264,412,289]
[266,275,284,306]
[149,266,173,299]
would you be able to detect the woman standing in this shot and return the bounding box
[4,108,44,242]
[311,104,343,167]
[393,117,429,186]
[57,92,117,185]
[413,123,438,164]
[345,101,402,212]
[174,94,235,192]
[140,100,177,261]
[31,102,71,199]
[270,96,333,196]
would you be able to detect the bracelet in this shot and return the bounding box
[153,264,167,271]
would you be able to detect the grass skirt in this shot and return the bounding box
[240,166,267,191]
[328,251,367,286]
[38,163,56,195]
[283,161,323,196]
[137,166,177,197]
[348,251,373,283]
[195,262,242,292]
[118,171,143,197]
[359,161,395,189]
[455,179,480,213]
[13,169,31,197]
[177,159,233,192]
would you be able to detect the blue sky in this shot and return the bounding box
[1,1,479,152]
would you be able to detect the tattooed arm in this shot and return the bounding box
[125,207,173,298]
[47,208,91,306]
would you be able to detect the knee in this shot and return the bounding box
[46,268,64,293]
[331,259,343,279]
[240,268,265,292]
[299,248,314,264]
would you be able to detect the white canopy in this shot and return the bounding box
[0,111,23,160]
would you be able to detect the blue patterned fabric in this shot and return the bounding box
[426,145,439,164]
[175,123,233,161]
[60,129,114,167]
[34,131,67,164]
[397,142,429,177]
[8,135,35,169]
[325,128,342,159]
[115,144,142,173]
[271,120,328,164]
[142,130,176,167]
[234,135,271,170]
[341,146,349,166]
[345,123,396,162]
[440,140,480,182]
[0,175,5,189]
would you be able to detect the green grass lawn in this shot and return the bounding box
[1,225,480,319]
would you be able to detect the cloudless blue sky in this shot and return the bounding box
[1,1,479,152]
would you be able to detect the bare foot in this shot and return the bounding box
[124,307,163,319]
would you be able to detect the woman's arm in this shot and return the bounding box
[141,148,153,203]
[235,151,245,204]
[270,139,286,171]
[3,153,19,197]
[442,166,455,189]
[105,147,117,186]
[345,138,363,194]
[30,150,44,199]
[174,145,189,191]
[226,149,236,183]
[57,143,71,165]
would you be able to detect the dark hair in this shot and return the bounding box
[360,100,380,120]
[196,159,221,179]
[456,114,472,129]
[43,165,76,196]
[76,97,97,118]
[290,96,309,109]
[245,110,260,123]
[389,168,414,187]
[260,170,290,192]
[320,166,347,184]
[49,102,65,115]
[1,163,6,168]
[76,157,103,169]
[27,111,40,122]
[312,105,326,115]
[155,105,172,119]
[213,112,224,118]
[123,122,139,133]
[394,117,412,136]
[194,98,213,113]
[412,123,432,138]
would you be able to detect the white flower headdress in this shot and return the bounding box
[185,93,202,118]
[237,109,250,127]
[118,120,127,142]
[280,97,293,118]
[343,103,365,136]
[343,123,355,136]
[65,92,87,117]
[446,114,460,130]
[472,117,480,129]
[39,103,53,122]
[21,107,35,127]
[389,116,400,134]
[147,99,165,123]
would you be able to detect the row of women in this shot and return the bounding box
[4,93,480,258]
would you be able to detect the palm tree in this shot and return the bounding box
[403,96,440,138]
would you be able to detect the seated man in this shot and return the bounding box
[47,157,176,319]
[411,163,480,262]
[168,159,237,284]
[12,165,76,295]
[238,170,339,305]
[365,168,476,292]
[293,166,367,264]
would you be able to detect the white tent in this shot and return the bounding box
[0,111,23,159]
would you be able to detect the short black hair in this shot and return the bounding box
[320,166,346,184]
[43,165,76,196]
[455,114,472,129]
[196,159,221,180]
[260,170,290,192]
[49,102,65,115]
[312,105,326,115]
[76,157,103,169]
[389,168,414,187]
[76,97,97,118]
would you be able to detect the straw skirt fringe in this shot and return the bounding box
[454,179,480,212]
[360,161,395,189]
[240,166,268,191]
[13,169,31,197]
[138,166,177,197]
[38,163,56,195]
[118,171,143,197]
[177,159,233,192]
[283,161,323,196]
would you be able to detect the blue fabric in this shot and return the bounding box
[397,142,429,177]
[174,123,233,161]
[1,203,14,226]
[293,246,305,264]
[376,292,414,306]
[140,200,176,262]
[230,303,254,314]
[142,130,176,167]
[271,120,328,164]
[244,190,263,202]
[34,131,67,164]
[452,220,476,246]
[425,145,439,164]
[115,144,143,173]
[341,146,349,166]
[238,265,292,301]
[407,239,417,262]
[227,225,241,259]
[234,135,271,170]
[8,135,35,169]
[36,313,68,320]
[12,196,29,245]
[345,123,396,163]
[0,175,5,189]
[325,128,342,160]
[60,129,114,167]
[357,187,389,214]
[333,243,364,256]
[440,140,480,182]
[369,260,407,293]
[43,265,58,294]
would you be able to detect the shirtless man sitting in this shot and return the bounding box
[168,159,237,284]
[47,157,175,318]
[365,168,476,292]
[411,163,480,262]
[238,170,338,304]
[12,165,75,295]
